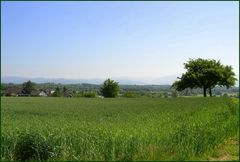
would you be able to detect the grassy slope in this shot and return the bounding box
[1,97,239,161]
[206,98,239,161]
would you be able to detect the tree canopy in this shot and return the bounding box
[22,80,35,95]
[172,58,236,97]
[100,79,119,98]
[52,87,61,97]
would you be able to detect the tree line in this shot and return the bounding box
[1,58,237,98]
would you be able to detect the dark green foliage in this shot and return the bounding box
[63,86,67,93]
[100,79,119,98]
[22,80,35,95]
[172,58,237,97]
[52,87,61,97]
[14,133,52,161]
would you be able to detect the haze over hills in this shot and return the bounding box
[1,75,182,85]
[2,74,239,86]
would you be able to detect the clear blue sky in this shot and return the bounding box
[2,1,239,79]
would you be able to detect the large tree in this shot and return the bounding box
[100,78,119,98]
[172,58,236,97]
[22,80,35,95]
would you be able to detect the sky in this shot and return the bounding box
[1,1,239,80]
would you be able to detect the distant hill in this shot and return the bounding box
[1,76,104,84]
[1,75,180,85]
[2,74,239,86]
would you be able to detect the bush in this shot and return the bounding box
[100,79,119,98]
[83,92,96,98]
[14,133,52,161]
[123,91,138,98]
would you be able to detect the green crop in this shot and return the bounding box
[1,97,239,161]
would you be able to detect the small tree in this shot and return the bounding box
[22,80,35,95]
[52,87,61,97]
[100,79,119,98]
[172,58,236,97]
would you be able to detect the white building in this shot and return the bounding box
[39,91,47,97]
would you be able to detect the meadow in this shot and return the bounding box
[1,97,239,161]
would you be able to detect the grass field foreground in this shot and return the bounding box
[1,97,239,161]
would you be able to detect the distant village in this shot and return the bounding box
[1,80,239,98]
[2,85,73,97]
[1,80,75,97]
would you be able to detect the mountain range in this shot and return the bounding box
[1,75,181,85]
[2,74,239,85]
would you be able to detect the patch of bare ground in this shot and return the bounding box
[208,137,239,161]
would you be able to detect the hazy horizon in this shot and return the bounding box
[2,1,239,79]
[2,73,239,85]
[1,74,181,85]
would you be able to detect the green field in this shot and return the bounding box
[1,97,239,161]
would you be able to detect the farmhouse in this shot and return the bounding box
[4,86,22,96]
[39,91,47,97]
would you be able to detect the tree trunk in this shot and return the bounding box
[203,87,207,97]
[209,88,212,97]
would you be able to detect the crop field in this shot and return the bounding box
[1,97,239,161]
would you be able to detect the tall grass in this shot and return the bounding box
[1,97,239,160]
